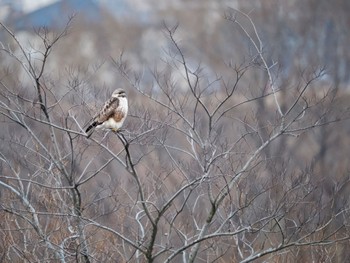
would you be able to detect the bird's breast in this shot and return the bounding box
[119,97,128,114]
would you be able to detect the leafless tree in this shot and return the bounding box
[0,10,349,263]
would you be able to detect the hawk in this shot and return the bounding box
[85,88,128,138]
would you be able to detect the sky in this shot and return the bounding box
[21,0,58,13]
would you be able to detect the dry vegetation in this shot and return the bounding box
[1,2,350,262]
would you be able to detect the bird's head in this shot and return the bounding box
[111,88,126,98]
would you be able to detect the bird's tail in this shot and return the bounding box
[85,122,97,138]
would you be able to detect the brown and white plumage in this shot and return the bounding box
[85,89,128,138]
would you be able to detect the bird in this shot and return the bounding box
[85,88,128,138]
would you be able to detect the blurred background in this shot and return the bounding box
[1,1,350,261]
[1,0,349,89]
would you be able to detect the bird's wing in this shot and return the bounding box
[93,97,120,124]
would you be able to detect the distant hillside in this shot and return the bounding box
[12,0,104,30]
